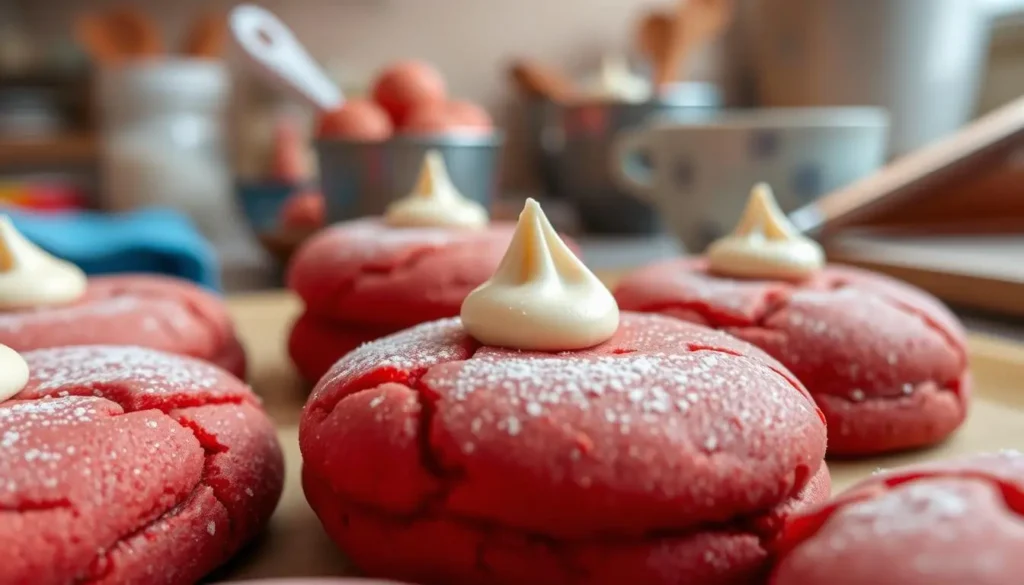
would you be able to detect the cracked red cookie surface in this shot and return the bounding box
[0,275,247,379]
[300,312,830,585]
[0,345,284,585]
[223,577,403,581]
[614,259,970,456]
[288,219,574,382]
[771,451,1024,585]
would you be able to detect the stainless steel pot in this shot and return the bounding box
[527,82,722,234]
[316,133,504,223]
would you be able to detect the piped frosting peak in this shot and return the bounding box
[706,183,825,280]
[384,150,488,229]
[460,198,618,350]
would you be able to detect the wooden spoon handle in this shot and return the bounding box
[108,7,164,56]
[74,14,125,64]
[637,11,674,89]
[509,59,578,103]
[658,0,734,89]
[183,12,228,58]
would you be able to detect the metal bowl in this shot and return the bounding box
[235,180,300,233]
[526,82,721,234]
[316,132,504,223]
[234,180,314,265]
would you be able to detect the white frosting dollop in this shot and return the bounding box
[706,183,825,280]
[580,54,652,103]
[461,198,619,350]
[0,215,87,309]
[384,150,489,229]
[0,344,29,402]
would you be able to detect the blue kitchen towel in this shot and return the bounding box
[5,207,221,291]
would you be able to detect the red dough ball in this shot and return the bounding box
[0,274,246,378]
[402,100,493,135]
[0,345,284,585]
[299,313,830,584]
[317,99,394,141]
[771,451,1024,585]
[371,61,447,126]
[614,260,969,457]
[280,190,325,230]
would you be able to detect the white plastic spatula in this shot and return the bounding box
[228,4,343,112]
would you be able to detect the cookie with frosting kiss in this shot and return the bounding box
[300,200,830,585]
[288,154,577,383]
[614,184,969,457]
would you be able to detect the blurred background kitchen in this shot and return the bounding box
[0,0,1021,321]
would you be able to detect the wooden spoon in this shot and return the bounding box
[508,59,578,104]
[74,14,125,64]
[183,12,228,59]
[657,0,734,89]
[636,11,674,77]
[107,6,164,57]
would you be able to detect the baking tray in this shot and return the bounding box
[213,290,1024,580]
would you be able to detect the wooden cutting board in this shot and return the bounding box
[826,231,1024,317]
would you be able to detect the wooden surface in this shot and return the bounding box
[214,288,1024,581]
[826,232,1024,318]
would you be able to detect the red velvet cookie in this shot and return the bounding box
[288,219,577,382]
[0,345,284,585]
[300,313,830,585]
[614,259,969,456]
[771,451,1024,585]
[223,581,404,584]
[0,274,247,379]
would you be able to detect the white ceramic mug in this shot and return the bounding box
[612,108,889,252]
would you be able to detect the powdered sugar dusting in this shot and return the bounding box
[427,349,817,452]
[23,346,223,396]
[314,318,471,400]
[318,313,820,455]
[0,396,115,494]
[671,272,774,315]
[783,476,1021,581]
[868,450,1024,491]
[841,480,971,536]
[0,297,144,333]
[0,295,204,348]
[0,396,107,431]
[308,219,512,266]
[781,288,886,344]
